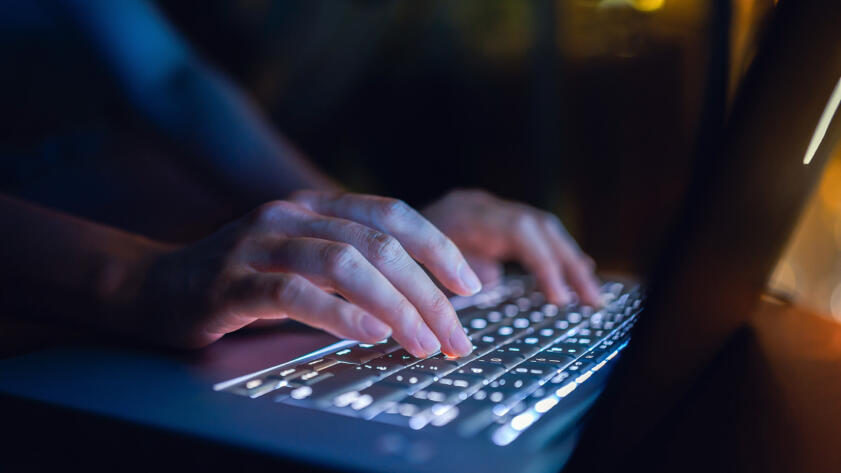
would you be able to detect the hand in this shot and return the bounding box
[423,189,602,307]
[134,192,481,358]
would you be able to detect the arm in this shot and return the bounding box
[0,194,169,336]
[56,0,339,212]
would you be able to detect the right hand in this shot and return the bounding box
[133,192,482,358]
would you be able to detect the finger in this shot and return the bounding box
[291,192,483,297]
[541,216,603,306]
[507,213,572,305]
[251,237,442,358]
[295,217,473,357]
[227,273,392,343]
[244,319,289,329]
[464,254,503,285]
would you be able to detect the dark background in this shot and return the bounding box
[0,0,776,273]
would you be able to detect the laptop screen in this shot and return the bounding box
[568,1,841,469]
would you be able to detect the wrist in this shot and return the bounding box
[96,237,176,340]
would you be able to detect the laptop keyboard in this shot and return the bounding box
[223,276,641,446]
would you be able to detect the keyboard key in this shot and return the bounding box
[481,376,542,415]
[511,361,560,381]
[274,365,314,382]
[502,304,519,317]
[528,311,545,323]
[531,353,576,370]
[297,370,335,385]
[346,383,411,419]
[408,358,460,378]
[413,383,464,404]
[469,317,488,331]
[327,347,383,364]
[454,361,506,380]
[362,358,409,379]
[546,342,587,357]
[512,317,530,329]
[501,340,541,359]
[486,310,504,323]
[371,397,439,428]
[554,320,570,330]
[470,334,505,355]
[435,373,485,397]
[565,360,597,381]
[283,364,379,405]
[306,358,342,372]
[381,349,421,366]
[478,350,524,370]
[382,372,435,394]
[491,373,542,400]
[496,325,515,338]
[546,370,573,386]
[534,327,563,345]
[250,383,298,403]
[232,375,285,398]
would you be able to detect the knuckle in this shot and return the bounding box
[341,307,370,330]
[334,304,358,323]
[426,233,452,255]
[324,242,360,274]
[513,212,536,232]
[367,232,405,265]
[227,231,253,257]
[393,298,418,325]
[428,293,453,317]
[275,275,306,304]
[375,198,412,223]
[252,200,298,224]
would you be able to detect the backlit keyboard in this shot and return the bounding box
[222,276,641,445]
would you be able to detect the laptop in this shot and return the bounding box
[2,1,841,471]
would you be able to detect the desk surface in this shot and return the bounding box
[632,296,841,473]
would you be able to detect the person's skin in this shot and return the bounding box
[1,1,603,357]
[423,189,602,306]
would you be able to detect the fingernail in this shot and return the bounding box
[551,285,571,306]
[458,261,483,294]
[417,326,441,356]
[550,288,564,305]
[448,328,473,357]
[360,314,392,340]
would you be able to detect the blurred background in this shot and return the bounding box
[152,0,720,270]
[4,0,840,318]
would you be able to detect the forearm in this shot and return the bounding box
[59,0,340,215]
[0,195,171,334]
[142,63,341,208]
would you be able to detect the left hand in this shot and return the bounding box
[423,189,602,307]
